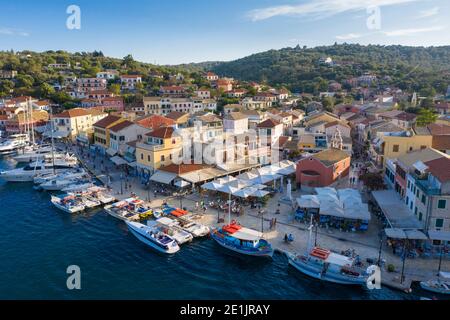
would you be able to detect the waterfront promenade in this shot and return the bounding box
[70,143,449,292]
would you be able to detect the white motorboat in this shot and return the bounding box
[149,218,193,245]
[0,134,30,155]
[50,194,85,214]
[61,182,95,193]
[0,158,79,182]
[13,147,60,163]
[126,221,180,254]
[38,170,89,191]
[87,187,115,204]
[34,168,87,185]
[175,218,210,238]
[104,198,151,222]
[80,196,102,209]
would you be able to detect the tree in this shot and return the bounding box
[109,83,121,95]
[16,74,34,88]
[360,172,385,191]
[0,80,15,96]
[416,108,438,126]
[38,83,55,98]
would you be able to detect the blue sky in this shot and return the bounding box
[0,0,448,64]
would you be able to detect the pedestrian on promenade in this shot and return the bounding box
[269,219,273,230]
[274,218,277,229]
[195,202,199,211]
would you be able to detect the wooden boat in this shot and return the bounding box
[210,221,274,258]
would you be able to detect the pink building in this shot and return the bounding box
[296,148,351,188]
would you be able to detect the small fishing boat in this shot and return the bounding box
[287,248,369,286]
[104,198,151,221]
[420,277,450,295]
[50,194,85,213]
[149,217,193,245]
[85,186,115,204]
[210,221,274,258]
[80,196,102,209]
[126,221,180,254]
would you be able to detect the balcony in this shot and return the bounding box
[416,179,441,196]
[136,142,166,152]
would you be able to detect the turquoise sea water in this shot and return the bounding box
[0,157,433,300]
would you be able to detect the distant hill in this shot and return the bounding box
[206,44,450,95]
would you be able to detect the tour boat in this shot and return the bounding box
[50,194,85,214]
[287,247,369,286]
[149,217,194,245]
[0,134,30,155]
[0,158,78,182]
[126,221,180,254]
[80,196,102,209]
[104,198,151,222]
[210,221,274,258]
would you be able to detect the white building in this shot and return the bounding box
[223,112,249,135]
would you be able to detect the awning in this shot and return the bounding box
[150,171,177,184]
[174,180,191,188]
[110,156,128,166]
[106,148,117,156]
[384,228,428,240]
[127,161,137,168]
[428,230,450,241]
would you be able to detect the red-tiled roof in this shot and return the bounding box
[257,118,280,128]
[166,111,188,121]
[146,126,175,139]
[93,115,122,128]
[53,108,89,118]
[425,157,450,183]
[427,123,450,136]
[109,120,134,132]
[136,115,175,129]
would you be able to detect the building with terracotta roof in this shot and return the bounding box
[257,118,283,147]
[108,120,149,156]
[296,148,351,188]
[135,114,175,131]
[4,110,49,134]
[136,126,182,174]
[51,108,107,141]
[93,115,126,152]
[165,111,189,127]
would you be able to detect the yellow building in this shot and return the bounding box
[136,127,182,174]
[93,115,125,154]
[372,129,433,167]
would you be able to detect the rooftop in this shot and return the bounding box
[109,120,134,133]
[146,126,175,139]
[93,115,122,128]
[425,157,450,183]
[311,148,350,167]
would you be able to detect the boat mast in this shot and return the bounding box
[50,106,56,174]
[29,98,35,145]
[306,215,314,253]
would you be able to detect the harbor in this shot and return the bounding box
[1,140,448,299]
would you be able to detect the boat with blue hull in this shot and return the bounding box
[126,221,180,254]
[210,221,274,258]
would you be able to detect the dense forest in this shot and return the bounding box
[204,44,450,96]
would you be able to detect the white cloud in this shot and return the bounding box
[0,27,29,37]
[383,26,444,36]
[416,6,439,18]
[336,33,363,40]
[248,0,422,21]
